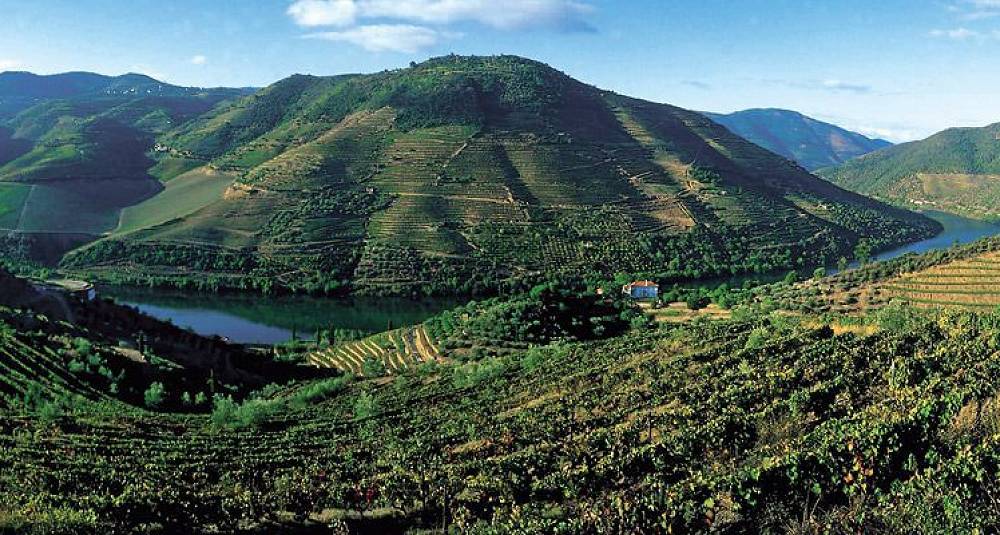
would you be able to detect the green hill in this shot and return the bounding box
[818,123,1000,219]
[0,73,251,263]
[62,55,939,295]
[704,108,891,170]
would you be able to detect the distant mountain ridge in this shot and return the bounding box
[0,71,252,119]
[0,71,249,97]
[818,122,1000,220]
[704,108,891,170]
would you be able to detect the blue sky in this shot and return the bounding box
[2,0,1000,142]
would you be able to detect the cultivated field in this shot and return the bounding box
[114,167,234,235]
[306,325,443,374]
[884,251,1000,309]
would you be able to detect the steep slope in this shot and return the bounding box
[63,55,939,295]
[819,123,1000,219]
[704,108,890,170]
[0,73,251,262]
[0,268,310,413]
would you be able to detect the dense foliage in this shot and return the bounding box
[425,283,644,348]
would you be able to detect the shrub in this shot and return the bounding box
[362,358,387,377]
[144,382,165,409]
[289,376,352,408]
[210,395,280,429]
[353,391,377,420]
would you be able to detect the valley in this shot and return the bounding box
[4,44,1000,534]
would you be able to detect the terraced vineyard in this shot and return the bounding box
[748,235,1000,316]
[883,251,1000,308]
[60,55,939,295]
[307,325,443,374]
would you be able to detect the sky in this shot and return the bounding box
[2,0,1000,142]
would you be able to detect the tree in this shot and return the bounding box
[686,295,709,311]
[362,357,387,377]
[144,382,165,409]
[854,240,873,266]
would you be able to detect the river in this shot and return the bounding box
[869,210,1000,263]
[102,286,460,345]
[102,211,1000,345]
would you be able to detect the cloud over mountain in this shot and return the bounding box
[288,0,594,52]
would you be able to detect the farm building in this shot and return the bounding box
[622,280,659,299]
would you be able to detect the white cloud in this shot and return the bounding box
[288,0,595,52]
[358,0,594,31]
[680,80,711,90]
[821,79,873,94]
[289,0,593,30]
[288,0,358,27]
[305,24,443,53]
[129,64,167,81]
[853,126,921,143]
[0,59,21,71]
[945,0,1000,20]
[929,27,982,39]
[764,78,873,95]
[190,55,207,65]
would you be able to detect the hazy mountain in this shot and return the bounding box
[0,71,250,117]
[705,108,891,171]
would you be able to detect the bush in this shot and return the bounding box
[289,376,352,408]
[144,382,165,409]
[362,358,387,377]
[353,391,377,420]
[210,394,280,429]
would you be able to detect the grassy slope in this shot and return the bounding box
[706,108,891,170]
[0,183,31,228]
[114,166,234,235]
[819,122,1000,219]
[62,55,939,295]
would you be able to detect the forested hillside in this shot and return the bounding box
[61,55,939,296]
[819,123,1000,219]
